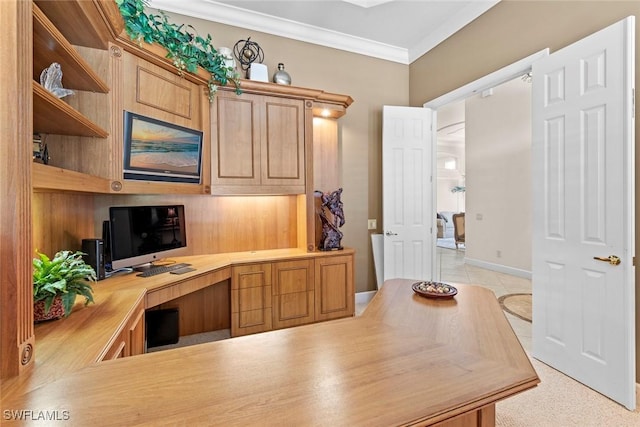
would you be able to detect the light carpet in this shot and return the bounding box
[497,356,640,426]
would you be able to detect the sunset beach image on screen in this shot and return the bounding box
[123,112,203,183]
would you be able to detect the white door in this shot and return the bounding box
[382,106,434,282]
[532,17,635,409]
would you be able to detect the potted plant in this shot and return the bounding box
[33,250,97,322]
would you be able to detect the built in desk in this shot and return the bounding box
[2,274,538,426]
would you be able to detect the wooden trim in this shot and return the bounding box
[33,163,112,193]
[112,31,353,111]
[145,267,231,308]
[1,0,35,379]
[304,100,316,251]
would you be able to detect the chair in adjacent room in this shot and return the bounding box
[452,213,465,249]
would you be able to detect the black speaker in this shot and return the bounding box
[82,238,105,280]
[101,220,112,271]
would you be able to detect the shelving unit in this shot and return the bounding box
[31,1,113,192]
[33,5,109,93]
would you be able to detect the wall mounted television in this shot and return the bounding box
[108,205,188,270]
[123,111,203,184]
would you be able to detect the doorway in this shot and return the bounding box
[428,51,544,282]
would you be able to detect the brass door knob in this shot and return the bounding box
[593,255,621,265]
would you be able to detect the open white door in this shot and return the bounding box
[532,17,635,409]
[382,106,435,282]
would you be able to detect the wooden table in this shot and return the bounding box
[2,279,538,426]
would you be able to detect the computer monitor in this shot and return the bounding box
[108,205,187,270]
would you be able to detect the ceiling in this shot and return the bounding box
[148,0,500,64]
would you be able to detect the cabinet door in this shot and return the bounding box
[211,91,261,188]
[261,96,305,191]
[211,91,306,194]
[272,259,314,329]
[315,255,354,321]
[231,264,272,336]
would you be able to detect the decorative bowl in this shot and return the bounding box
[411,281,458,299]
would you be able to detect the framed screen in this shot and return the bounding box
[108,205,187,270]
[123,111,203,184]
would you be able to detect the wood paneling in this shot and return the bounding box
[32,191,96,257]
[157,280,230,336]
[94,194,299,254]
[136,67,192,119]
[122,51,202,130]
[312,118,339,193]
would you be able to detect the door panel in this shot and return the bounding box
[532,16,635,409]
[382,106,434,282]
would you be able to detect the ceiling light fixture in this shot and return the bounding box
[341,0,395,8]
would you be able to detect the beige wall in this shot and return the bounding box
[409,0,640,382]
[465,77,531,273]
[160,11,410,293]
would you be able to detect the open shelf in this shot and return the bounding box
[33,0,121,50]
[33,4,109,93]
[32,162,112,193]
[33,82,108,137]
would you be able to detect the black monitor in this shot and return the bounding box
[108,205,187,270]
[123,111,203,184]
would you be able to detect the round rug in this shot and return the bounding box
[498,293,532,323]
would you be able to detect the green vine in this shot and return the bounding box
[116,0,241,101]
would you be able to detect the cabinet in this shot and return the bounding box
[231,253,354,337]
[231,263,273,337]
[211,90,306,195]
[272,259,314,329]
[99,297,146,361]
[314,254,354,321]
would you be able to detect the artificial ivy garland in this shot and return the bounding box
[115,0,241,101]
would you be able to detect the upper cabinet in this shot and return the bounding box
[30,0,354,197]
[210,90,306,195]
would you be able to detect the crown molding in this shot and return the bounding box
[148,0,409,64]
[148,0,499,65]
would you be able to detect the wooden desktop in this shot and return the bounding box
[2,252,538,426]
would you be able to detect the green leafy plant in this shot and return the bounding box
[116,0,241,101]
[33,250,97,317]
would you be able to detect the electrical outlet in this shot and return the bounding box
[368,219,377,230]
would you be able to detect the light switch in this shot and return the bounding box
[368,219,377,230]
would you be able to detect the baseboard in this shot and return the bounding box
[355,290,377,305]
[464,257,532,279]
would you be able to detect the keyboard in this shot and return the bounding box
[136,263,192,278]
